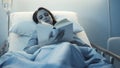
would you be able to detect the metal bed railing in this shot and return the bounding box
[90,42,120,65]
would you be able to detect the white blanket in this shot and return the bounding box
[0,42,112,68]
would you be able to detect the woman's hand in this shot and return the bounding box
[24,45,41,54]
[55,29,64,41]
[49,27,64,43]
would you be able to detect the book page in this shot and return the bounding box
[36,24,53,45]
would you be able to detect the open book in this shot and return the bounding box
[36,19,73,45]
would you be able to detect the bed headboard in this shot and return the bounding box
[9,11,90,51]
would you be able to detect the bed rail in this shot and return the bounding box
[90,42,120,64]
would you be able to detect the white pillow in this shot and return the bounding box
[9,21,36,36]
[9,11,83,36]
[9,12,36,36]
[8,33,30,51]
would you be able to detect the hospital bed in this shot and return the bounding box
[8,11,120,68]
[8,11,91,51]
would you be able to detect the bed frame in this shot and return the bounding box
[91,42,120,68]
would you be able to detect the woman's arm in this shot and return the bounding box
[24,31,39,54]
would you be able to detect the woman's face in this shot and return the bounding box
[37,9,53,25]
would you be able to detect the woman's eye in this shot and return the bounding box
[44,13,49,16]
[39,15,43,19]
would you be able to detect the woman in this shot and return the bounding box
[0,7,113,68]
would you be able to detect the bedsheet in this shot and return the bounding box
[0,42,112,68]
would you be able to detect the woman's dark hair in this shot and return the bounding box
[33,7,56,25]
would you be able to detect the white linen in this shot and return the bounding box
[8,33,30,51]
[0,42,112,68]
[9,21,36,36]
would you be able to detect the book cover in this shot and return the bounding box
[37,18,73,45]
